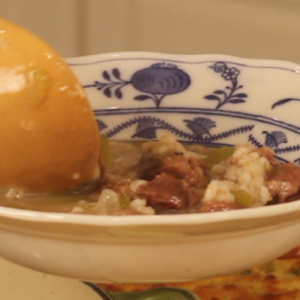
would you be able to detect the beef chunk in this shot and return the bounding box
[270,163,300,184]
[137,154,207,188]
[136,134,207,188]
[135,173,202,210]
[265,180,298,203]
[266,163,300,202]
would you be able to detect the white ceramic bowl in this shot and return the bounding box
[1,53,300,283]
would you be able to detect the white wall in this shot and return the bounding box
[0,0,79,57]
[1,0,300,63]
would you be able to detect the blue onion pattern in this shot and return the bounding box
[101,114,254,144]
[262,131,287,149]
[204,62,248,109]
[96,119,107,131]
[272,97,300,109]
[84,69,130,99]
[222,67,240,80]
[132,63,190,107]
[248,131,300,159]
[131,64,190,95]
[83,62,190,108]
[184,117,216,139]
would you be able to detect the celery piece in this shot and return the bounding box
[119,195,131,208]
[203,146,234,165]
[100,135,114,168]
[234,190,254,207]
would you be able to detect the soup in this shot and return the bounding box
[1,134,299,215]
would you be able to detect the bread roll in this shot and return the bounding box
[0,18,100,192]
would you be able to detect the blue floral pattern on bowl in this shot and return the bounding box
[68,53,300,165]
[83,62,190,108]
[204,62,248,109]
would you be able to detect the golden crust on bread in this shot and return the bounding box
[0,18,100,192]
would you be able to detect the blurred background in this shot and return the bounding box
[0,0,299,62]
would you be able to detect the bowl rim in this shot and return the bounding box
[66,51,300,71]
